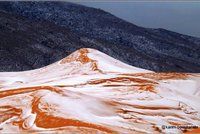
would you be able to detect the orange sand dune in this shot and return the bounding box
[0,48,199,133]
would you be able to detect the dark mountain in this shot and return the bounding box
[0,11,122,71]
[0,1,200,72]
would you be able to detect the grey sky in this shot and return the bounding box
[77,2,200,37]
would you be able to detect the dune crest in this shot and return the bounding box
[0,48,200,133]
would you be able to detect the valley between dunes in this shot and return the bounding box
[0,48,200,133]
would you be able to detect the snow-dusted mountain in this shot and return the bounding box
[0,48,199,133]
[0,2,200,72]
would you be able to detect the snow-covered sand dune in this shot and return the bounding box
[0,48,199,133]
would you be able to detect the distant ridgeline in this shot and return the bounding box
[0,1,200,72]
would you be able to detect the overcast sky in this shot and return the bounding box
[77,2,200,38]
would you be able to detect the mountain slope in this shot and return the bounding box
[0,11,104,71]
[0,48,200,133]
[0,1,200,72]
[0,10,158,72]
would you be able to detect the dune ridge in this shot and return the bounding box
[0,48,200,133]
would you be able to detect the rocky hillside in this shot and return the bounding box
[0,1,200,72]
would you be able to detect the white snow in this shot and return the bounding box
[0,48,199,133]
